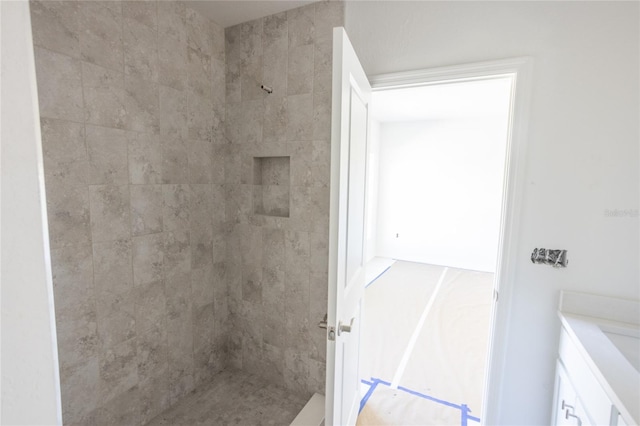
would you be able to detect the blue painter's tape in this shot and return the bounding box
[459,404,481,425]
[360,377,481,425]
[396,385,461,410]
[365,266,392,288]
[359,378,382,413]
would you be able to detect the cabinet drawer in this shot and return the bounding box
[559,328,614,425]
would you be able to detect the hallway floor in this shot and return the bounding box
[145,369,308,426]
[357,260,493,426]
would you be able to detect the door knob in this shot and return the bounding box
[338,318,355,335]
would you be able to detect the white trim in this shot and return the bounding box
[370,57,531,89]
[369,57,533,426]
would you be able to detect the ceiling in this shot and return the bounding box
[371,77,514,123]
[185,1,316,28]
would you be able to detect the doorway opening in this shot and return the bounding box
[357,75,515,426]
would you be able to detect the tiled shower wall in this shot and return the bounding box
[30,1,227,424]
[224,2,344,395]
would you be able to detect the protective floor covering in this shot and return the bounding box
[357,260,493,426]
[145,368,307,426]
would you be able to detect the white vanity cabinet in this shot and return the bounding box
[552,327,616,425]
[553,292,640,426]
[553,360,590,425]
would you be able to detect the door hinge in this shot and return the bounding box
[494,289,499,302]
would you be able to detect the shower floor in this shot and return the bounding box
[145,368,308,426]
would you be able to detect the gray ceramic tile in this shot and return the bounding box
[187,7,212,58]
[163,230,191,282]
[162,184,191,231]
[135,280,166,334]
[92,239,133,296]
[314,1,344,44]
[263,95,288,144]
[185,139,212,184]
[309,230,329,275]
[263,35,288,97]
[98,338,138,402]
[124,17,159,82]
[211,58,226,111]
[60,357,100,425]
[138,370,169,425]
[136,326,167,385]
[306,356,326,395]
[34,47,83,121]
[50,243,95,314]
[128,131,162,185]
[191,264,214,309]
[193,302,215,350]
[161,136,189,184]
[212,221,227,263]
[288,5,315,48]
[44,171,92,249]
[290,142,314,187]
[55,308,99,373]
[86,125,128,185]
[158,31,188,91]
[123,0,157,30]
[40,118,86,162]
[284,349,310,393]
[157,1,187,45]
[241,55,264,102]
[190,183,214,231]
[159,85,188,140]
[288,44,314,95]
[241,100,264,144]
[313,93,332,142]
[311,139,331,187]
[82,62,126,129]
[263,12,287,48]
[262,228,285,271]
[211,144,227,185]
[94,384,140,426]
[210,183,226,223]
[130,184,163,236]
[211,21,225,62]
[287,94,313,141]
[124,75,159,133]
[89,185,131,242]
[132,233,164,287]
[96,289,136,349]
[30,0,80,57]
[79,1,123,72]
[51,243,98,373]
[191,232,213,271]
[187,90,214,141]
[146,369,308,426]
[166,310,195,397]
[187,46,212,98]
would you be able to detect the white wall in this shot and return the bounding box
[375,118,508,272]
[346,2,639,424]
[365,119,381,263]
[0,1,62,424]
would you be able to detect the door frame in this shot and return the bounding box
[367,57,533,425]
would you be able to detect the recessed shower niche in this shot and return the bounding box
[253,156,290,217]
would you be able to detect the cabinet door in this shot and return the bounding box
[553,361,584,426]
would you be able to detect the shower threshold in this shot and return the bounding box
[145,368,308,425]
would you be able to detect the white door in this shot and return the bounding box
[325,28,372,426]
